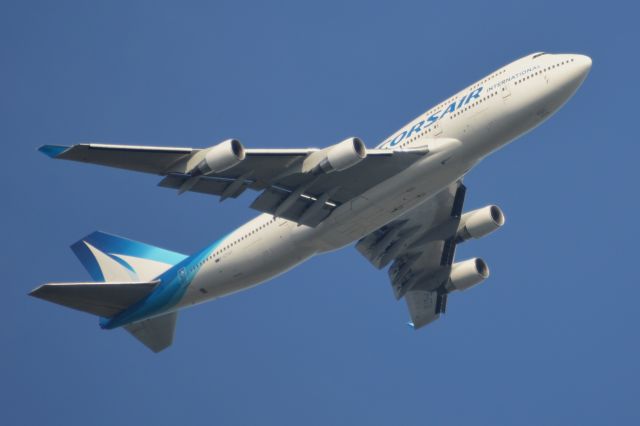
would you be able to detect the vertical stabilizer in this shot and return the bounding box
[71,231,187,282]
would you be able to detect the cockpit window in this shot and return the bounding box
[532,52,547,59]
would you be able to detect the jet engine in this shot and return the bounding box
[314,137,367,174]
[193,139,245,175]
[457,205,505,242]
[445,258,490,292]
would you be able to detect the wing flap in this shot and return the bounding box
[249,186,333,227]
[158,174,241,198]
[29,281,159,317]
[270,149,427,205]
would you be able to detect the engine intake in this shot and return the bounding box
[457,205,505,242]
[194,139,245,175]
[316,137,367,173]
[445,258,490,292]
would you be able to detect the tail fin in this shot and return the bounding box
[71,231,187,282]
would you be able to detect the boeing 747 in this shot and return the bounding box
[32,52,591,352]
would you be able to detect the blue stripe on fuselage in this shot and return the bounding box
[100,237,226,329]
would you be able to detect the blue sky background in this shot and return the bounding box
[2,1,638,425]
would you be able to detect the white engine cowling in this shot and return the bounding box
[318,137,367,173]
[445,258,490,292]
[195,139,245,175]
[457,205,505,241]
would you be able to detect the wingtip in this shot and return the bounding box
[28,284,47,298]
[38,145,70,158]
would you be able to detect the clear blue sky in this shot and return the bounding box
[2,1,638,425]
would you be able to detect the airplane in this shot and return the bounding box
[31,52,592,352]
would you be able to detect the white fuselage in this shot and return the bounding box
[177,53,591,309]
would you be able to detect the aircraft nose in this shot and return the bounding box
[555,54,591,97]
[539,53,591,113]
[573,54,592,82]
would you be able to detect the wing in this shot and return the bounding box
[39,144,314,182]
[40,142,430,227]
[356,182,466,329]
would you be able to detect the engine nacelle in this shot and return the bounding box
[194,139,245,175]
[445,258,490,292]
[316,137,367,173]
[457,205,505,242]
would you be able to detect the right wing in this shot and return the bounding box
[356,181,503,329]
[40,140,438,227]
[356,182,466,329]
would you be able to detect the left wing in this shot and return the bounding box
[40,139,435,227]
[356,182,504,329]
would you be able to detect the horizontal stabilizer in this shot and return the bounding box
[125,312,178,353]
[29,281,159,317]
